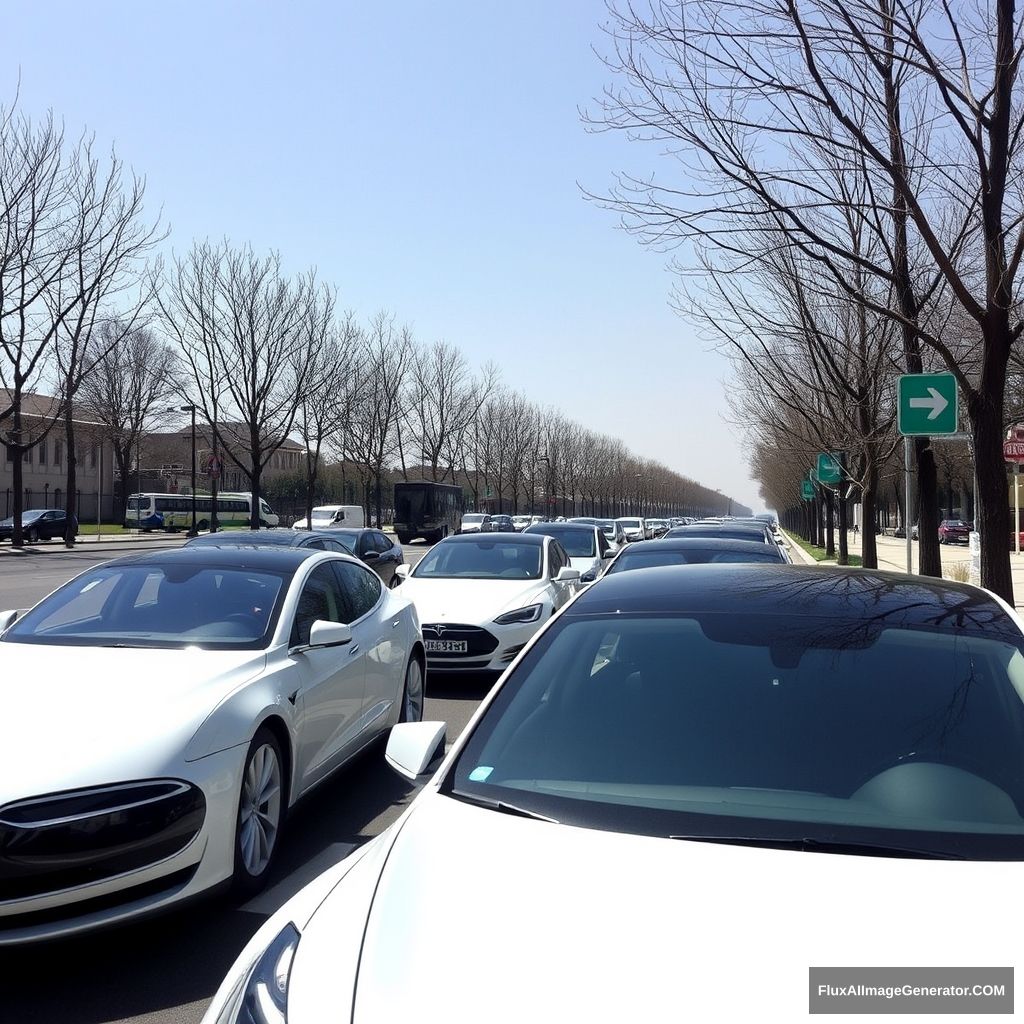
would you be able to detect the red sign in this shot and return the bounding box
[1004,440,1024,463]
[204,453,223,479]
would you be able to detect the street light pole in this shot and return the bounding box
[181,405,197,536]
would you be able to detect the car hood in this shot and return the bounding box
[0,643,266,803]
[285,792,1022,1022]
[401,577,550,622]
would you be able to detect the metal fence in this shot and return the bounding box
[2,489,116,521]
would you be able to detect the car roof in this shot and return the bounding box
[185,529,352,548]
[665,524,768,538]
[618,538,781,554]
[445,531,546,545]
[102,545,328,572]
[524,523,597,535]
[569,564,1019,639]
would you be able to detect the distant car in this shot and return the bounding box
[187,527,406,587]
[460,513,492,534]
[594,518,628,551]
[511,515,532,532]
[0,508,78,544]
[615,516,647,543]
[938,520,970,544]
[524,522,615,582]
[646,519,669,538]
[489,515,517,533]
[291,504,365,530]
[605,537,786,574]
[664,524,773,545]
[394,533,582,673]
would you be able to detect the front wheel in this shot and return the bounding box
[233,727,286,895]
[399,655,425,723]
[26,527,39,544]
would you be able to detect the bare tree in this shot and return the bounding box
[79,323,178,521]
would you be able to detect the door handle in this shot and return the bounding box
[348,644,360,655]
[392,619,401,628]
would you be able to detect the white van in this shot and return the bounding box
[292,504,365,530]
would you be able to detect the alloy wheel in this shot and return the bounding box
[238,742,282,877]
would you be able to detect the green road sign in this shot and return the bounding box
[816,452,843,484]
[898,373,958,436]
[800,479,815,501]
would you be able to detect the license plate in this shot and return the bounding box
[425,639,468,654]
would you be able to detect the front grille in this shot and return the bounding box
[422,623,498,657]
[0,780,205,901]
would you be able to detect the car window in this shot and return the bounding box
[333,560,382,620]
[548,541,564,577]
[303,538,326,549]
[374,532,392,553]
[291,563,350,646]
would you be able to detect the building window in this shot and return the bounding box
[53,440,63,466]
[90,444,98,469]
[38,440,47,466]
[54,488,62,508]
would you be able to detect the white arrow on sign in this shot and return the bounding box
[909,387,949,421]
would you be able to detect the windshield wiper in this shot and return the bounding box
[670,834,963,860]
[452,790,559,823]
[99,642,159,649]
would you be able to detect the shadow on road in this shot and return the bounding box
[1,743,415,1024]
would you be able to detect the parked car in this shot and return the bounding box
[524,522,615,582]
[291,504,364,530]
[664,523,773,545]
[0,546,424,944]
[187,527,406,587]
[615,516,647,543]
[605,537,787,573]
[511,515,532,531]
[203,563,1024,1023]
[938,519,971,544]
[459,513,492,534]
[0,508,78,544]
[489,514,517,533]
[394,533,581,673]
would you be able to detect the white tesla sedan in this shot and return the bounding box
[524,521,615,582]
[203,564,1024,1023]
[394,532,581,673]
[0,546,423,945]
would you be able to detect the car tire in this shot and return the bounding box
[399,654,425,724]
[198,519,209,531]
[232,726,287,896]
[26,527,38,544]
[260,519,269,529]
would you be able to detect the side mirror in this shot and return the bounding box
[386,721,447,782]
[395,563,411,580]
[555,567,581,583]
[0,609,19,632]
[308,620,352,648]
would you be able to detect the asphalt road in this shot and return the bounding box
[0,539,493,1024]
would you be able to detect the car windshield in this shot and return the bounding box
[311,510,335,521]
[945,521,968,528]
[607,548,781,572]
[449,612,1024,857]
[3,564,287,650]
[531,527,595,558]
[413,539,542,579]
[462,514,486,523]
[618,519,640,529]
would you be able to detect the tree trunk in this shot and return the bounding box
[915,439,942,577]
[860,463,879,569]
[837,484,849,565]
[10,418,24,548]
[824,489,835,557]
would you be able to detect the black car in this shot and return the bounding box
[663,523,773,544]
[605,537,786,574]
[488,515,517,533]
[0,509,79,544]
[185,527,405,587]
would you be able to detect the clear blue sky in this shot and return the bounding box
[2,1,762,512]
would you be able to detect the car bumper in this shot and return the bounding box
[0,745,245,945]
[423,618,544,673]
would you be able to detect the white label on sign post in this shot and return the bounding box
[969,531,981,588]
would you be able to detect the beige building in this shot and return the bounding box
[0,393,116,520]
[142,423,306,495]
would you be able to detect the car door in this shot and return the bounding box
[332,559,398,730]
[595,528,613,574]
[289,561,368,793]
[356,530,385,580]
[372,530,399,585]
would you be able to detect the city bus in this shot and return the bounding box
[124,492,280,531]
[393,481,464,544]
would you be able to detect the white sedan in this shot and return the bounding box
[394,532,581,673]
[204,564,1024,1024]
[0,546,424,944]
[524,521,615,582]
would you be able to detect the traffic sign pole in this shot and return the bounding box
[905,437,912,574]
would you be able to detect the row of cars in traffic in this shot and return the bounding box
[1,509,1019,1022]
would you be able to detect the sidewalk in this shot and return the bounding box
[0,531,187,556]
[784,529,1024,610]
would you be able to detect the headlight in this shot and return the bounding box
[493,603,543,625]
[220,922,300,1024]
